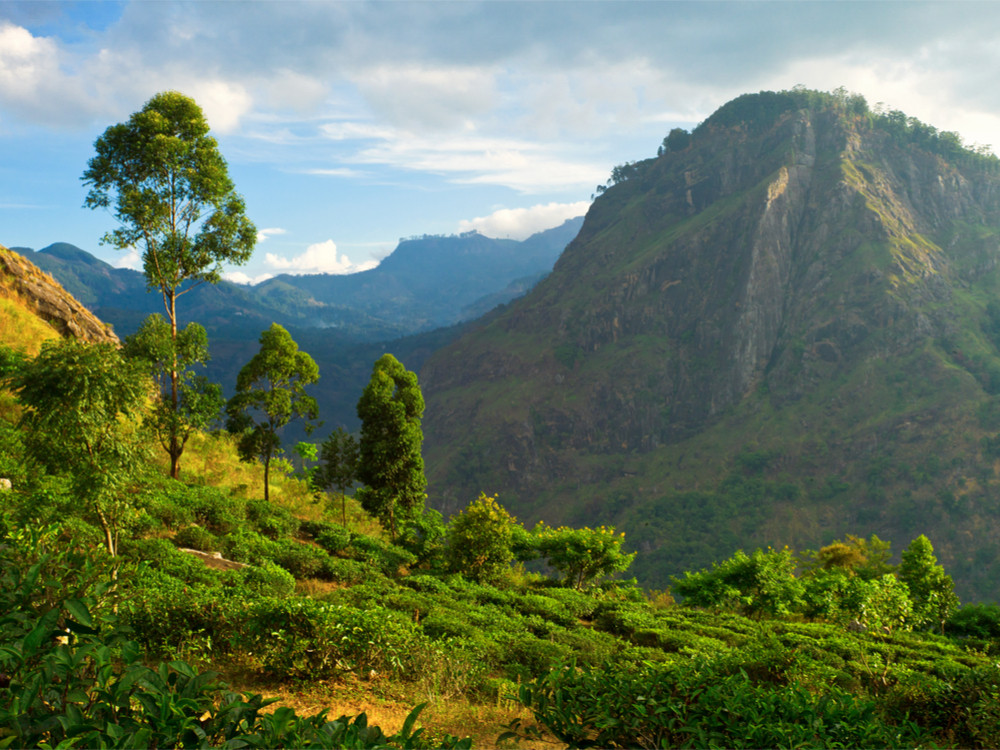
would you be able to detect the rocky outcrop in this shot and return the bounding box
[0,245,118,344]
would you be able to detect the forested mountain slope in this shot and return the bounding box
[421,89,1000,600]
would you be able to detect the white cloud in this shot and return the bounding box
[256,227,287,243]
[458,201,590,240]
[329,126,608,193]
[178,79,253,134]
[224,270,274,286]
[265,240,379,275]
[112,247,142,270]
[0,22,99,125]
[352,64,497,131]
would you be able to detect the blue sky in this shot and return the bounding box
[3,1,1000,284]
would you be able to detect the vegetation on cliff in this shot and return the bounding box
[422,87,1000,602]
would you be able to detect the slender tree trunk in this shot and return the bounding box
[263,454,270,503]
[169,291,182,479]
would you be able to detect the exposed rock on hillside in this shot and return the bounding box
[421,90,1000,599]
[0,244,118,344]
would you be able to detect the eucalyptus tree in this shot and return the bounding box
[82,91,256,477]
[356,353,426,540]
[225,324,319,502]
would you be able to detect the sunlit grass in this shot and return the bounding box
[0,295,59,355]
[156,428,382,535]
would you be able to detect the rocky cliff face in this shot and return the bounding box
[0,245,118,344]
[421,91,1000,598]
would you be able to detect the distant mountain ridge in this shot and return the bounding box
[12,217,582,342]
[420,89,1000,600]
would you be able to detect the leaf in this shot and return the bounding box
[399,703,427,739]
[63,599,93,630]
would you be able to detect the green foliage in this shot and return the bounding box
[225,323,319,502]
[316,426,359,525]
[172,524,219,552]
[124,314,224,478]
[83,91,255,480]
[348,532,418,576]
[533,524,636,590]
[947,603,1000,640]
[445,494,518,584]
[506,659,929,749]
[82,90,257,283]
[673,547,804,618]
[356,353,426,539]
[899,535,960,631]
[0,523,468,748]
[399,508,447,566]
[12,339,150,556]
[236,561,297,598]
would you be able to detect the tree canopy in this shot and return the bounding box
[356,354,426,540]
[225,324,319,502]
[82,91,255,478]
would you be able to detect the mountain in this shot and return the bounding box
[420,89,1000,601]
[12,219,582,442]
[13,218,583,343]
[253,218,584,332]
[0,243,117,348]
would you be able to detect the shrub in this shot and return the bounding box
[316,524,352,555]
[319,556,368,585]
[349,533,417,575]
[173,524,220,552]
[238,561,296,598]
[271,538,330,579]
[246,497,300,539]
[508,659,932,749]
[445,494,518,584]
[534,523,636,589]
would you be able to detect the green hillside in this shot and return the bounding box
[422,89,1000,602]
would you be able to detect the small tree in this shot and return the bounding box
[673,547,803,618]
[225,324,319,502]
[899,535,959,631]
[315,427,359,526]
[83,91,256,479]
[356,354,426,540]
[123,314,224,477]
[445,494,518,584]
[13,339,150,556]
[534,523,636,590]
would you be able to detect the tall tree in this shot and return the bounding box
[356,354,426,540]
[123,314,224,478]
[82,91,256,478]
[13,339,150,557]
[899,535,959,632]
[225,324,319,502]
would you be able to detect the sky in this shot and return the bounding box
[3,1,1000,285]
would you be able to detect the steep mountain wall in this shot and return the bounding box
[421,92,1000,598]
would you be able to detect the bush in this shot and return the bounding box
[238,561,297,598]
[508,659,932,749]
[316,524,352,555]
[271,538,331,579]
[246,497,299,539]
[349,533,417,575]
[172,524,220,552]
[534,523,636,589]
[445,494,518,584]
[319,557,369,585]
